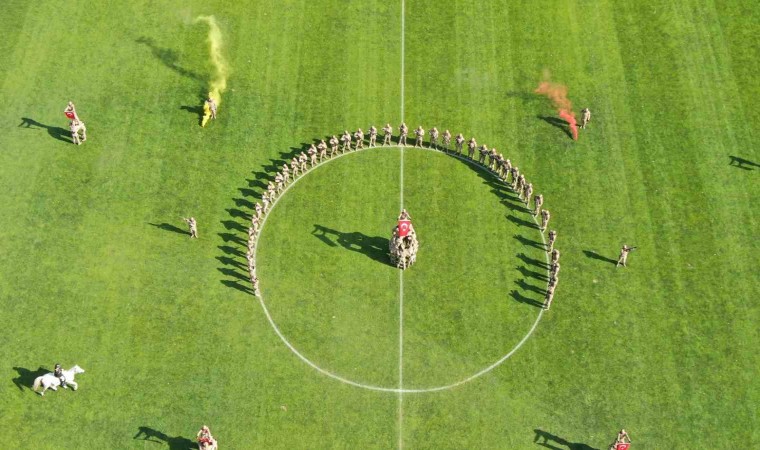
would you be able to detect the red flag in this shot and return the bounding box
[398,220,411,237]
[615,444,630,450]
[65,111,76,119]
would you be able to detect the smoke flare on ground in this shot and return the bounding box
[194,15,229,106]
[535,80,578,140]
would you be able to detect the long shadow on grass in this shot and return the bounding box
[534,429,599,450]
[515,234,546,251]
[135,37,204,82]
[134,426,195,450]
[518,253,550,270]
[148,222,189,236]
[12,366,48,391]
[312,224,391,265]
[18,118,72,143]
[537,115,573,140]
[583,250,617,265]
[510,290,544,309]
[517,265,549,282]
[728,155,759,170]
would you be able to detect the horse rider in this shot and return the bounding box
[53,363,67,388]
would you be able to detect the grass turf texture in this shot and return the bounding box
[0,0,757,449]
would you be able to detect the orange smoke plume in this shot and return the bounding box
[535,80,578,140]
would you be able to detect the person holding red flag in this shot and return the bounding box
[64,101,78,121]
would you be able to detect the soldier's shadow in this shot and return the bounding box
[312,224,391,266]
[18,118,71,143]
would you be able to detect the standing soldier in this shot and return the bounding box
[281,164,290,184]
[510,166,520,189]
[478,144,488,164]
[398,122,409,146]
[523,183,534,207]
[308,144,318,167]
[329,135,339,157]
[455,133,465,155]
[540,209,550,232]
[516,174,526,196]
[340,130,352,152]
[551,248,560,265]
[183,217,198,238]
[581,108,591,129]
[206,94,217,120]
[368,125,378,147]
[543,284,556,310]
[550,261,561,281]
[533,194,544,217]
[467,137,477,159]
[442,129,452,152]
[354,128,364,150]
[489,148,499,170]
[382,123,393,146]
[266,181,276,200]
[262,193,270,214]
[429,127,439,149]
[254,202,263,220]
[290,157,300,178]
[317,139,328,161]
[274,172,284,194]
[616,244,635,267]
[547,229,557,252]
[502,158,512,181]
[414,126,425,147]
[64,101,79,121]
[299,152,308,172]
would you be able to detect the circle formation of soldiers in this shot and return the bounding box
[245,123,560,310]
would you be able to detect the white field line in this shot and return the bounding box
[398,1,406,448]
[252,145,546,395]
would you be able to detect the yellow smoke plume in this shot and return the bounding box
[194,15,229,107]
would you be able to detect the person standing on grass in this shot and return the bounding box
[478,144,488,164]
[540,209,550,232]
[368,125,378,147]
[414,125,425,147]
[510,166,520,189]
[308,144,318,167]
[581,108,591,129]
[551,248,560,265]
[616,245,635,267]
[547,229,557,252]
[329,135,339,157]
[382,123,393,146]
[533,194,544,217]
[455,133,464,154]
[183,217,198,238]
[543,284,555,310]
[523,183,534,207]
[354,128,364,150]
[340,130,351,152]
[467,137,477,159]
[317,139,328,161]
[398,122,409,146]
[429,127,439,149]
[442,129,452,151]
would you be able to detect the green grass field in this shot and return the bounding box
[1,1,758,449]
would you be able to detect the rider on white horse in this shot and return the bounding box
[53,363,67,388]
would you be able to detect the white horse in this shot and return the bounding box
[32,365,85,396]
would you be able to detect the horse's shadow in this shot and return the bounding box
[134,426,196,450]
[18,118,71,143]
[12,366,48,391]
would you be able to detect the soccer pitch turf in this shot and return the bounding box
[0,1,758,449]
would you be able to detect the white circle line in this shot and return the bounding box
[251,144,549,394]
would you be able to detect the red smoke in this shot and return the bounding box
[535,81,578,140]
